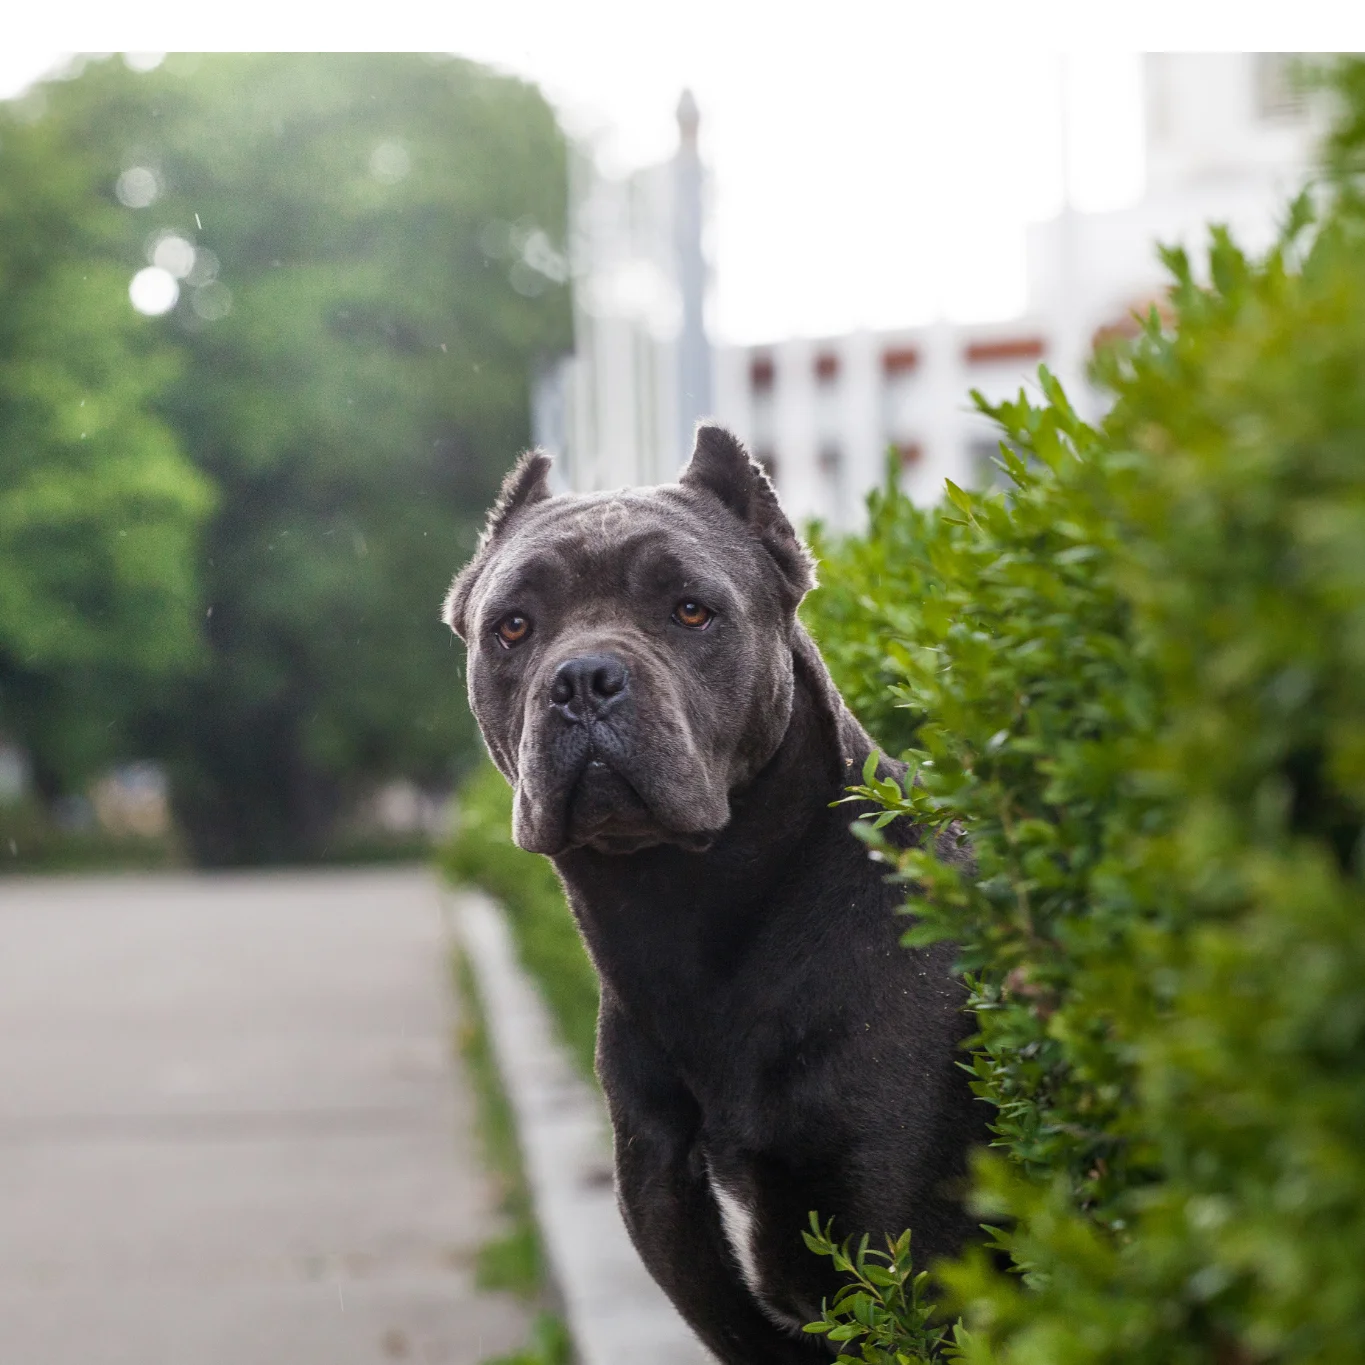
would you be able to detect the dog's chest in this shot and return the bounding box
[703,1151,817,1335]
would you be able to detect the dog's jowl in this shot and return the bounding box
[444,425,982,1364]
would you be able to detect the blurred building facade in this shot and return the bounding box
[532,91,713,492]
[550,55,1323,526]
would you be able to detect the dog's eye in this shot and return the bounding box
[494,614,532,648]
[673,600,713,629]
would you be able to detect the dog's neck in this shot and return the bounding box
[722,623,858,871]
[551,625,873,1010]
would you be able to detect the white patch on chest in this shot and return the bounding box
[708,1168,764,1298]
[706,1158,813,1335]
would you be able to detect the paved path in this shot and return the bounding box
[0,868,529,1365]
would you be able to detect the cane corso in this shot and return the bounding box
[444,426,980,1363]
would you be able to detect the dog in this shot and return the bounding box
[444,425,981,1364]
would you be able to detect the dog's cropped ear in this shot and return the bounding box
[442,451,553,639]
[681,424,816,606]
[483,450,553,542]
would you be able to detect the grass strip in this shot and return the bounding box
[455,947,572,1363]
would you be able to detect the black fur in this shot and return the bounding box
[445,426,983,1362]
[558,633,980,1360]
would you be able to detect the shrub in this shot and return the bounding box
[802,60,1365,1364]
[802,1216,969,1364]
[805,476,941,758]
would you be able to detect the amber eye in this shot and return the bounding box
[673,600,713,629]
[495,614,531,647]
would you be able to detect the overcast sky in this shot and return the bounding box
[0,3,1348,343]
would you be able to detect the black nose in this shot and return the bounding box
[550,654,629,721]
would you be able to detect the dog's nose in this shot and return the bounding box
[550,654,629,721]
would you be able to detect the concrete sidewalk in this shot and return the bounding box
[0,868,529,1365]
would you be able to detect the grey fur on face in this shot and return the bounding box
[443,426,816,856]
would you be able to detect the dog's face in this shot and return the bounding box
[444,427,815,856]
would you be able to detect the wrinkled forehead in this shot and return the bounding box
[477,488,757,606]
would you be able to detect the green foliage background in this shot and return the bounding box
[800,56,1365,1365]
[0,85,212,794]
[0,54,570,862]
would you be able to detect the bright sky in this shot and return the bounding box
[0,2,1350,343]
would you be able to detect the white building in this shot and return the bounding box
[553,55,1324,526]
[534,92,712,493]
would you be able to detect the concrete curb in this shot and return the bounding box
[449,890,714,1365]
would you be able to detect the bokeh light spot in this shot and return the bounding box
[116,166,160,209]
[191,282,233,322]
[151,233,197,280]
[369,142,411,184]
[521,228,568,283]
[129,267,179,316]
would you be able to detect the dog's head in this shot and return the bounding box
[443,425,816,856]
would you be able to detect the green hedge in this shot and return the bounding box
[799,58,1365,1365]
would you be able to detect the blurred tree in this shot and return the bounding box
[19,54,572,861]
[0,88,213,797]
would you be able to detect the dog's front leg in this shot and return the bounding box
[598,1002,831,1365]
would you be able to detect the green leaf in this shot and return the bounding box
[943,479,973,516]
[863,749,881,786]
